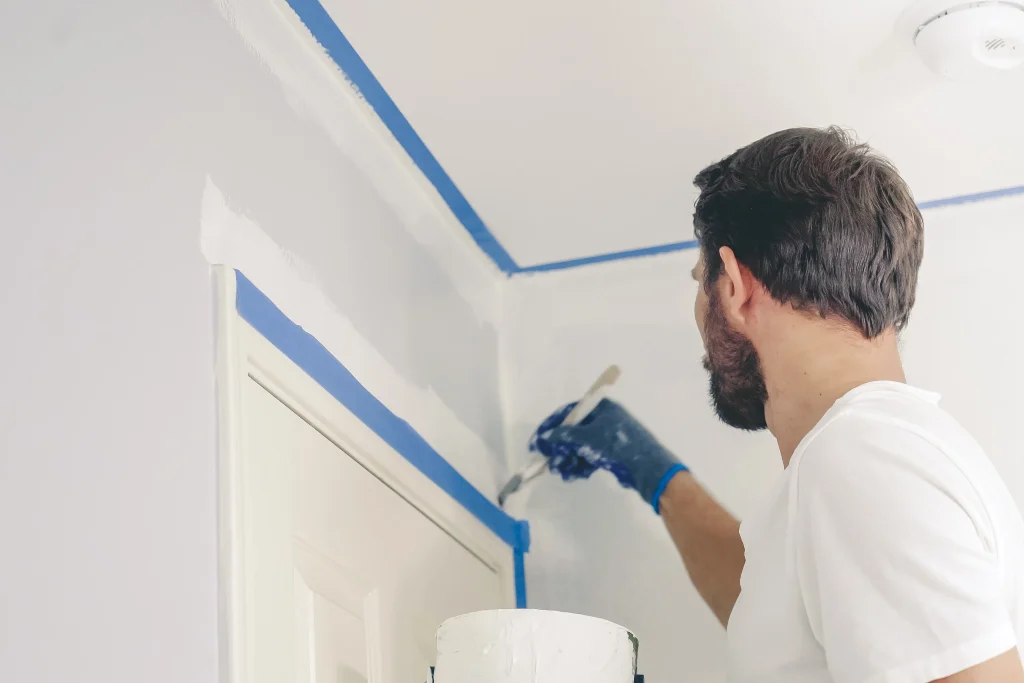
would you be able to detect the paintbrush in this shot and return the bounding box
[497,365,621,507]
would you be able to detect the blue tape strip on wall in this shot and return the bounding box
[516,240,700,274]
[916,184,1024,210]
[282,0,519,274]
[513,549,527,609]
[234,271,530,558]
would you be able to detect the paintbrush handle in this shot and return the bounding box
[519,455,551,485]
[520,364,621,484]
[499,365,622,506]
[562,364,621,426]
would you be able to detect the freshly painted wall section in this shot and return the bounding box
[232,269,528,551]
[278,0,518,273]
[0,2,507,682]
[499,194,1024,681]
[210,0,508,468]
[201,179,504,495]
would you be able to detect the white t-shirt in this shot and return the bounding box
[727,381,1024,683]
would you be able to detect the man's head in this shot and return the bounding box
[691,127,924,431]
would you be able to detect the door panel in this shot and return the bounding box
[293,542,379,683]
[242,377,504,682]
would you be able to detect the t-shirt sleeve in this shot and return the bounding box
[794,414,1017,683]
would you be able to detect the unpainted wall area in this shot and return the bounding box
[0,1,504,682]
[500,195,1024,682]
[901,195,1024,504]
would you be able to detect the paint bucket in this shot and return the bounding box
[434,609,637,683]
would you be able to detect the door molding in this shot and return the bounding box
[214,266,525,683]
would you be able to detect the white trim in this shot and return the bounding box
[215,266,247,683]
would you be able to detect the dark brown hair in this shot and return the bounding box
[693,127,924,339]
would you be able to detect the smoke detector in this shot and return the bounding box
[914,1,1024,80]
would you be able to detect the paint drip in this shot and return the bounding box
[434,609,637,683]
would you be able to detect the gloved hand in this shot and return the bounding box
[529,398,688,513]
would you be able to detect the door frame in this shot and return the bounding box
[213,266,524,683]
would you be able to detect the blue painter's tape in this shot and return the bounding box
[513,548,527,608]
[516,240,701,274]
[512,183,1024,274]
[917,185,1024,210]
[282,0,518,274]
[234,271,530,553]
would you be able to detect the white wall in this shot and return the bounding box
[902,195,1024,503]
[500,194,1024,682]
[3,2,1021,682]
[0,2,505,682]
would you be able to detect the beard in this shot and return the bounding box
[702,286,769,431]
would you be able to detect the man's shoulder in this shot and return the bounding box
[811,384,978,456]
[792,388,993,518]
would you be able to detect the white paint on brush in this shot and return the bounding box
[434,609,636,683]
[200,177,503,497]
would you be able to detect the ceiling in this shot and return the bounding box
[316,0,1024,271]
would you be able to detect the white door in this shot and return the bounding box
[240,376,508,683]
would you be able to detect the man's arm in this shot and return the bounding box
[534,399,745,626]
[659,471,744,627]
[937,648,1023,683]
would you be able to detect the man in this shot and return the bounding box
[532,127,1024,683]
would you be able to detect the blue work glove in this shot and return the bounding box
[529,399,688,513]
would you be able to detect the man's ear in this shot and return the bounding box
[718,246,756,327]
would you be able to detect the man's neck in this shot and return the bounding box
[760,320,906,466]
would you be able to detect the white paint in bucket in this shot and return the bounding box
[434,609,637,683]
